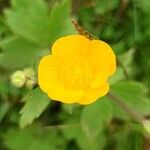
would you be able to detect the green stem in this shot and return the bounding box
[107,91,144,123]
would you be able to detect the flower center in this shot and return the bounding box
[58,58,93,89]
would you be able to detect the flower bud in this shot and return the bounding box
[23,67,35,79]
[25,77,36,89]
[23,67,36,89]
[10,70,26,88]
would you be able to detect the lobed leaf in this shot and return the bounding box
[20,88,50,128]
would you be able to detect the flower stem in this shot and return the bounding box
[107,91,145,123]
[117,0,130,17]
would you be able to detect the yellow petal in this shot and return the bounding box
[90,40,116,76]
[38,55,84,103]
[90,71,108,88]
[38,55,56,93]
[51,34,90,59]
[77,83,109,105]
[47,82,85,104]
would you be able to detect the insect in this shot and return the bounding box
[71,20,98,40]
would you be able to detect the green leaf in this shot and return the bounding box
[120,48,134,68]
[0,101,10,123]
[5,0,75,47]
[48,0,76,44]
[1,0,76,72]
[62,125,106,150]
[0,37,46,70]
[4,125,66,150]
[62,100,112,150]
[119,48,135,74]
[76,128,106,150]
[0,79,9,95]
[109,49,135,84]
[5,0,51,46]
[115,129,144,150]
[95,0,119,14]
[109,81,150,120]
[112,41,126,55]
[109,67,125,84]
[81,100,112,139]
[136,0,150,13]
[20,88,50,128]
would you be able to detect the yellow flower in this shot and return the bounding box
[38,35,116,105]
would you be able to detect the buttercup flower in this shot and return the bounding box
[38,35,116,104]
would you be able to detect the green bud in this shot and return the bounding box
[23,67,35,79]
[10,70,26,88]
[25,77,37,89]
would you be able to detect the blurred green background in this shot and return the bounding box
[0,0,150,149]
